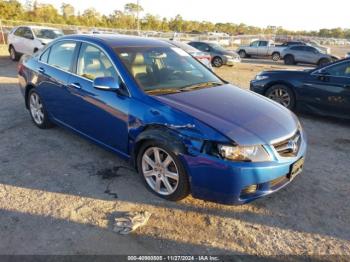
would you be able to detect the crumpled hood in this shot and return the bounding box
[155,84,298,145]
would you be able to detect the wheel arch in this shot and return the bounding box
[24,84,36,109]
[131,125,187,170]
[264,81,297,98]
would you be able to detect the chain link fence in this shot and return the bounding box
[1,19,349,48]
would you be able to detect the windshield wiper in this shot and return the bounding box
[179,81,223,92]
[145,88,182,95]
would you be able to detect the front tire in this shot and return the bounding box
[318,58,330,67]
[9,46,20,61]
[265,84,296,110]
[212,56,223,68]
[28,89,53,129]
[137,141,190,201]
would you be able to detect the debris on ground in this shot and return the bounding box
[113,211,152,235]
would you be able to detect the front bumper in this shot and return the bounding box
[250,79,270,95]
[226,57,241,65]
[182,131,307,205]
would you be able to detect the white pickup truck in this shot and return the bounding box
[237,40,286,61]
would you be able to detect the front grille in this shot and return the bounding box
[273,131,301,157]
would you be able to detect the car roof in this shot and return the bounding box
[59,34,172,48]
[19,25,60,30]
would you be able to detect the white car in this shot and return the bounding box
[8,26,64,61]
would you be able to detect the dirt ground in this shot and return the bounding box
[0,50,350,256]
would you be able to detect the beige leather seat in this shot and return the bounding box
[131,53,148,80]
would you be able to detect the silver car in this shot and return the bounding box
[281,45,333,66]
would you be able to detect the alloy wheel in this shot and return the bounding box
[29,92,44,125]
[141,147,179,195]
[268,88,291,108]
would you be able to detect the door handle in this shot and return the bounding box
[68,83,81,89]
[38,67,45,73]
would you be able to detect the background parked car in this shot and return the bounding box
[188,41,241,67]
[280,41,307,47]
[164,40,212,69]
[8,26,64,61]
[308,40,331,54]
[281,45,334,66]
[237,40,286,61]
[250,58,350,119]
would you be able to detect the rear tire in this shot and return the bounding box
[284,55,295,65]
[137,140,190,201]
[318,58,330,67]
[272,52,280,61]
[28,89,53,129]
[9,46,20,61]
[265,84,296,110]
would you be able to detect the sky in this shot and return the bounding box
[24,0,349,31]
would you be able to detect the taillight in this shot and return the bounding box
[17,63,24,74]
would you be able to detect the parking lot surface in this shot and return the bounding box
[0,55,350,255]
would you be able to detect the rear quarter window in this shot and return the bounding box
[47,41,77,71]
[40,47,51,63]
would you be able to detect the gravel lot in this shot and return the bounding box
[0,53,350,255]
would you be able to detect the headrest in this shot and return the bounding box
[133,53,145,65]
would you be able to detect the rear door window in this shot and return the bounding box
[47,41,77,71]
[259,41,268,47]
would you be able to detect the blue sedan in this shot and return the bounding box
[18,35,307,204]
[250,59,350,119]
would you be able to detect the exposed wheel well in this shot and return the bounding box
[272,51,280,56]
[132,125,187,170]
[25,84,35,109]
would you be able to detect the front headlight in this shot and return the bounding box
[218,144,272,162]
[255,75,269,81]
[224,55,233,59]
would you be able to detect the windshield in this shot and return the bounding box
[32,29,63,39]
[209,43,226,52]
[114,46,223,95]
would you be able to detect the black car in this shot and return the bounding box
[250,59,350,119]
[188,41,241,67]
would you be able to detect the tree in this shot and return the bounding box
[61,3,74,18]
[0,0,23,20]
[124,2,143,16]
[81,8,101,26]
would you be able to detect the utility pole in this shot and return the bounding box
[0,20,6,45]
[136,0,140,33]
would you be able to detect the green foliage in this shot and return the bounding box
[0,0,348,39]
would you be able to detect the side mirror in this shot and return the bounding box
[316,70,330,81]
[93,77,120,92]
